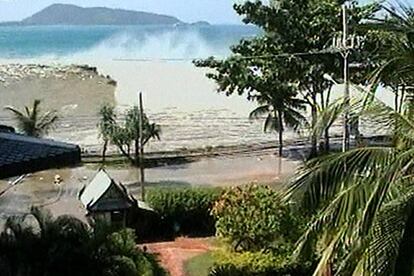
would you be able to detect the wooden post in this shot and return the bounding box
[138,92,146,200]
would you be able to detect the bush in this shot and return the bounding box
[146,187,222,238]
[213,249,286,273]
[209,249,315,276]
[209,263,313,276]
[212,185,304,253]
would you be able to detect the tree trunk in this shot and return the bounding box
[277,110,284,157]
[395,86,399,112]
[324,128,330,152]
[320,89,330,152]
[101,140,108,164]
[310,96,318,157]
[116,144,135,165]
[400,85,406,114]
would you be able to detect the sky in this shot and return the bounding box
[0,0,249,24]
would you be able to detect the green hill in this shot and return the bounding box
[18,4,182,25]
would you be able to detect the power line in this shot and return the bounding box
[112,49,340,62]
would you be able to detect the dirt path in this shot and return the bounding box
[143,238,213,276]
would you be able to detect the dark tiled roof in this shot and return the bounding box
[0,132,81,178]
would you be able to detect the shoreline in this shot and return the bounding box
[0,60,290,153]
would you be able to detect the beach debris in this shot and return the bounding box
[0,64,103,86]
[107,79,117,86]
[54,174,63,185]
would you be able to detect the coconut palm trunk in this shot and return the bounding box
[277,110,284,157]
[310,98,318,157]
[324,128,330,152]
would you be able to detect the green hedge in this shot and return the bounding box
[209,263,313,276]
[145,187,222,238]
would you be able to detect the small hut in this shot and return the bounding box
[79,169,152,227]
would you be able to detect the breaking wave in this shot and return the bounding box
[79,30,227,60]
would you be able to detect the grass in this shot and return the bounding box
[184,252,215,276]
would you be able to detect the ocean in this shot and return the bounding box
[0,25,259,59]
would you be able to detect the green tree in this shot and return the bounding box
[98,103,117,163]
[98,104,161,166]
[4,99,58,137]
[196,0,378,157]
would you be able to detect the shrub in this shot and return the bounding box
[212,185,304,252]
[146,187,222,238]
[213,249,286,273]
[209,249,314,276]
[209,263,313,276]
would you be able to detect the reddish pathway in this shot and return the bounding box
[143,238,212,276]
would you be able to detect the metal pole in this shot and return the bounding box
[342,4,350,152]
[138,92,146,200]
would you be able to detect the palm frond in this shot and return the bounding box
[249,105,270,119]
[357,189,414,276]
[4,100,58,137]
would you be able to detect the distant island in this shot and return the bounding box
[0,4,190,26]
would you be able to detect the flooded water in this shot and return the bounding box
[0,152,300,222]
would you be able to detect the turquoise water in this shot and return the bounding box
[0,25,259,59]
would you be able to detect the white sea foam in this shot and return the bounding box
[71,29,228,61]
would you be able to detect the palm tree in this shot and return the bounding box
[4,99,58,137]
[250,87,307,157]
[366,2,414,110]
[98,104,161,166]
[286,93,414,275]
[98,104,117,163]
[0,207,165,276]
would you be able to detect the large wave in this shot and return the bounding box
[0,25,257,60]
[72,28,231,61]
[81,31,228,59]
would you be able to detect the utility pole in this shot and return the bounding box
[332,3,363,152]
[342,4,350,152]
[138,92,146,200]
[333,4,353,152]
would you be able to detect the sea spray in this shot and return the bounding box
[0,25,258,59]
